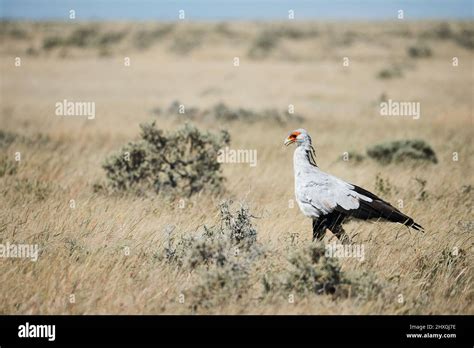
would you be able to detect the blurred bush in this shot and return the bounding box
[157,100,304,125]
[0,130,20,148]
[248,30,279,58]
[43,26,126,51]
[377,65,403,79]
[248,25,318,59]
[407,43,432,58]
[455,29,474,50]
[133,24,174,49]
[367,139,438,165]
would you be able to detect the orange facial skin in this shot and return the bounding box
[289,131,301,140]
[284,131,301,146]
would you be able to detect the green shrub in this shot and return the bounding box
[367,139,437,165]
[377,66,403,79]
[66,27,99,47]
[43,27,125,51]
[454,29,474,50]
[374,173,394,196]
[281,242,343,295]
[248,30,279,58]
[8,27,29,39]
[187,262,250,310]
[103,122,230,196]
[97,31,126,46]
[43,36,64,50]
[214,23,237,38]
[133,24,174,49]
[0,130,50,148]
[263,242,382,299]
[170,30,203,55]
[158,101,304,125]
[407,43,432,58]
[339,151,365,164]
[433,23,453,39]
[164,201,261,309]
[248,26,318,59]
[0,130,19,148]
[165,201,259,268]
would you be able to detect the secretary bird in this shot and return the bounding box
[284,129,423,243]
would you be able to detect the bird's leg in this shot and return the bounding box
[312,218,327,242]
[331,224,352,245]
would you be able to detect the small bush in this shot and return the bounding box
[248,26,317,59]
[165,201,259,268]
[377,66,403,79]
[367,139,437,165]
[157,101,304,125]
[0,130,50,148]
[454,29,474,50]
[8,27,29,39]
[166,100,200,119]
[103,122,230,197]
[433,23,453,39]
[97,31,126,47]
[263,242,382,299]
[66,27,99,47]
[210,102,303,124]
[164,201,261,309]
[248,30,279,58]
[407,43,432,58]
[187,263,250,310]
[281,242,344,295]
[43,36,64,50]
[374,173,394,196]
[43,27,125,51]
[414,177,429,201]
[212,103,254,122]
[170,31,203,55]
[214,23,237,38]
[339,151,365,164]
[133,24,174,49]
[0,130,19,148]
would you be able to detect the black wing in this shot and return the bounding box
[335,184,424,231]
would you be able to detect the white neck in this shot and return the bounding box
[293,142,319,177]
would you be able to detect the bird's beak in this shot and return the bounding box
[284,137,294,146]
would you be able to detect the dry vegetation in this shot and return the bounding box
[0,20,473,314]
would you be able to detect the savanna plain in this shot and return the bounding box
[0,20,472,314]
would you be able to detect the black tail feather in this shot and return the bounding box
[336,184,424,232]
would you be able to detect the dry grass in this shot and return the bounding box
[0,21,473,314]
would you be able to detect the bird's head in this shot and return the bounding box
[284,129,311,147]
